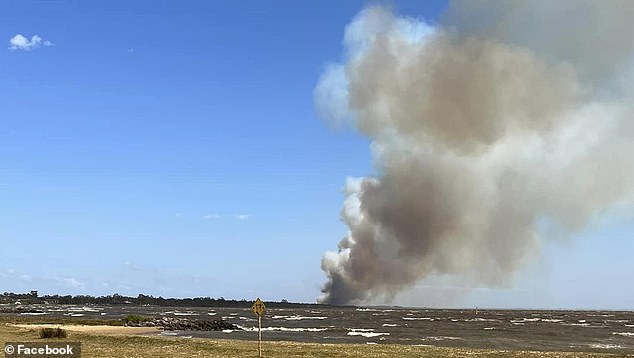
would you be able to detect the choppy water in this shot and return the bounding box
[4,304,634,353]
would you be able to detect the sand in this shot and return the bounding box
[9,323,160,335]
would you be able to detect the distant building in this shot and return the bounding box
[30,290,38,298]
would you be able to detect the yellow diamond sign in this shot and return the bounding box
[251,298,266,317]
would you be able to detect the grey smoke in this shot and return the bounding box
[315,2,634,305]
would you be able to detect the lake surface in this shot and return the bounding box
[4,304,634,353]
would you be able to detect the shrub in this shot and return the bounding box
[39,327,67,339]
[122,314,152,325]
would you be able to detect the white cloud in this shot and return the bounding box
[236,214,250,220]
[8,34,54,51]
[57,277,84,289]
[203,214,221,220]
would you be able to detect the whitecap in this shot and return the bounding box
[422,336,461,341]
[511,318,540,323]
[590,343,622,349]
[284,315,328,321]
[347,331,390,338]
[173,312,198,316]
[382,323,398,327]
[80,306,103,312]
[563,323,590,327]
[612,332,634,337]
[236,325,327,332]
[402,317,434,321]
[467,318,496,322]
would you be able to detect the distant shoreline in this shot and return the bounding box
[0,291,335,309]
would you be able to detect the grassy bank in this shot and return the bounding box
[0,317,630,358]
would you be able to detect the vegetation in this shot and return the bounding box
[121,314,152,326]
[0,291,326,308]
[38,327,67,339]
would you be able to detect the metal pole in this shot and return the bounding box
[258,315,262,357]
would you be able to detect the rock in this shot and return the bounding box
[141,317,241,331]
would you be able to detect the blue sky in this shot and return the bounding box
[1,1,633,309]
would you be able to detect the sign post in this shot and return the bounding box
[251,298,266,357]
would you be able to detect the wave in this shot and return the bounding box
[236,325,328,332]
[465,318,497,322]
[612,332,634,337]
[272,315,328,321]
[421,336,461,341]
[173,312,198,316]
[511,318,540,323]
[590,343,623,349]
[347,331,390,338]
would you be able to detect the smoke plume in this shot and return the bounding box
[315,2,634,305]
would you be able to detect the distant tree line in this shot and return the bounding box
[0,292,325,308]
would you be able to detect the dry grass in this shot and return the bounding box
[0,322,630,357]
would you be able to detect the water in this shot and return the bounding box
[3,304,634,353]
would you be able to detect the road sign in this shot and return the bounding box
[251,297,266,317]
[251,298,266,358]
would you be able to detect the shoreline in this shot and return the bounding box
[8,323,160,335]
[2,323,630,357]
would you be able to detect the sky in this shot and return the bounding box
[1,1,633,309]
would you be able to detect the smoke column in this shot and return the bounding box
[315,1,634,305]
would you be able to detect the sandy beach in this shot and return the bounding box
[9,323,160,335]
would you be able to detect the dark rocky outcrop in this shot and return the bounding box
[126,317,241,331]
